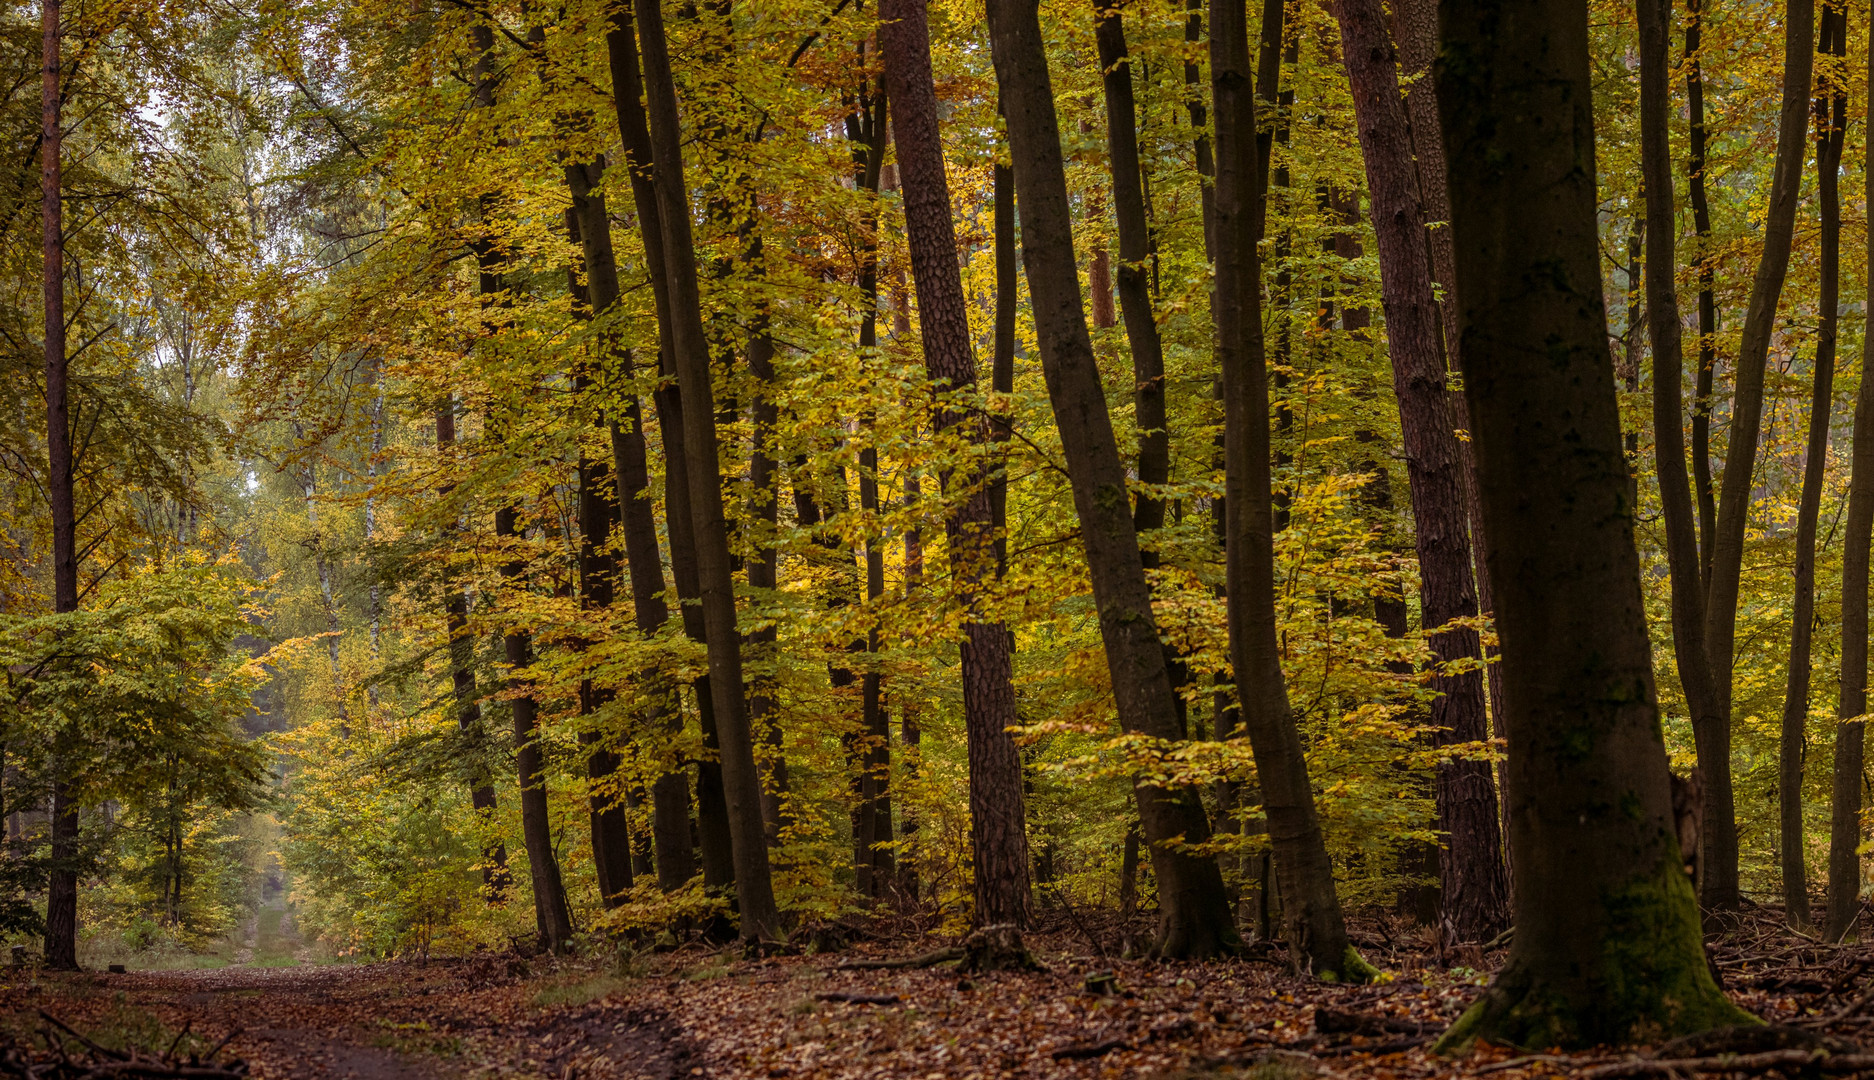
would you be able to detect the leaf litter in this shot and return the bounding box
[1,906,1870,1079]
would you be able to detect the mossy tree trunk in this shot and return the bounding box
[1432,0,1756,1049]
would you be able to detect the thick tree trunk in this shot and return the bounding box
[605,6,723,892]
[1698,0,1814,912]
[882,0,1032,930]
[1209,0,1364,975]
[1333,0,1507,945]
[1431,0,1753,1048]
[1825,0,1869,945]
[40,0,78,973]
[1780,0,1845,932]
[989,0,1240,960]
[634,0,782,941]
[437,403,510,898]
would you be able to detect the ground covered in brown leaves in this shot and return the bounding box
[3,907,1872,1079]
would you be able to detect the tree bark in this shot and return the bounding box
[1333,0,1507,944]
[40,0,77,973]
[1825,0,1868,944]
[634,0,782,941]
[1431,0,1753,1048]
[605,5,722,893]
[1210,0,1365,975]
[437,402,510,899]
[989,0,1241,960]
[1698,0,1814,912]
[1686,0,1718,581]
[1636,0,1725,923]
[565,201,637,907]
[1779,0,1845,932]
[882,0,1032,929]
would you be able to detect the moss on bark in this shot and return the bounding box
[1434,861,1756,1052]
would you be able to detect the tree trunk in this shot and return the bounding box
[1825,0,1868,944]
[882,0,1032,930]
[1698,0,1814,912]
[989,0,1240,959]
[437,402,510,898]
[1636,0,1726,930]
[1431,0,1753,1048]
[40,0,78,973]
[1209,0,1364,975]
[1333,0,1507,945]
[497,504,576,953]
[565,201,637,908]
[745,330,792,850]
[1686,0,1718,581]
[634,0,782,942]
[1779,0,1845,933]
[606,5,725,893]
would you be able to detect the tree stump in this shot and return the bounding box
[959,924,1043,972]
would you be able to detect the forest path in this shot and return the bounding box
[4,956,698,1079]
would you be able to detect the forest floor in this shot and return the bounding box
[2,905,1871,1079]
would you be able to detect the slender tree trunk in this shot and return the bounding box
[1698,0,1815,912]
[1686,0,1718,578]
[1209,0,1365,975]
[1431,0,1751,1048]
[745,330,792,850]
[1779,0,1845,932]
[991,152,1016,576]
[1636,0,1725,923]
[437,402,510,898]
[40,0,77,973]
[606,6,722,892]
[882,0,1032,930]
[1827,1,1874,938]
[470,24,573,950]
[1334,0,1507,944]
[565,203,636,907]
[497,504,576,952]
[634,0,782,941]
[989,0,1242,959]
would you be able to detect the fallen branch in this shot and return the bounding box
[833,946,964,971]
[1586,1049,1874,1077]
[1051,1038,1129,1060]
[813,992,901,1005]
[1315,1035,1432,1057]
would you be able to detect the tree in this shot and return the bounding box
[39,0,80,972]
[989,0,1241,961]
[1210,0,1367,976]
[1695,0,1814,911]
[633,0,782,942]
[879,0,1032,931]
[1432,0,1757,1047]
[1332,0,1507,944]
[1826,0,1872,944]
[1776,0,1845,931]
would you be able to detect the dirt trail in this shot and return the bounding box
[1,959,698,1079]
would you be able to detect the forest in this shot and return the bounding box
[3,0,1874,1072]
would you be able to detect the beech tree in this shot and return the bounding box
[1433,0,1755,1047]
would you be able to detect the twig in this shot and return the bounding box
[1476,1054,1575,1074]
[201,1028,242,1062]
[37,1012,127,1061]
[814,992,901,1005]
[161,1023,191,1063]
[834,946,963,970]
[1586,1050,1874,1077]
